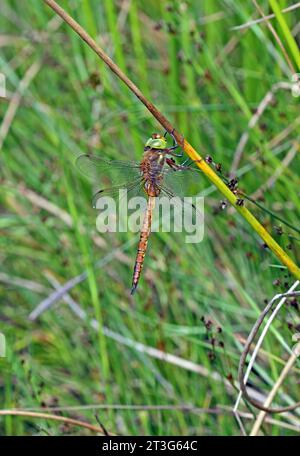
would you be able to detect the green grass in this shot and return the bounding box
[0,0,299,436]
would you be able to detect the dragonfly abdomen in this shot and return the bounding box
[131,196,155,294]
[131,232,148,294]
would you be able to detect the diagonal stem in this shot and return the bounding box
[43,0,300,280]
[250,345,300,434]
[0,409,108,434]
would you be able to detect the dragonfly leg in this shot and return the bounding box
[164,130,179,149]
[164,129,177,144]
[166,157,202,171]
[170,129,177,147]
[165,144,183,158]
[166,157,189,170]
[162,129,184,157]
[170,129,185,149]
[166,157,178,170]
[155,146,182,157]
[180,158,202,167]
[168,147,182,157]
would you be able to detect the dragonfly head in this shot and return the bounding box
[145,133,167,150]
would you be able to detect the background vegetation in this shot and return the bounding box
[0,0,299,435]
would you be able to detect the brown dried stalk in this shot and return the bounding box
[0,409,109,434]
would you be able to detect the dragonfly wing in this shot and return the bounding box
[76,154,142,185]
[156,184,204,242]
[158,184,203,223]
[92,178,145,208]
[162,164,202,198]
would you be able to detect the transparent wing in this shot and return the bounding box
[92,178,145,208]
[150,185,204,239]
[76,154,142,185]
[162,163,202,198]
[158,185,199,214]
[76,154,145,208]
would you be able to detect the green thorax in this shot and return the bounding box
[144,136,167,149]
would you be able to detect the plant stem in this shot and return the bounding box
[43,0,300,281]
[269,0,300,70]
[0,409,107,434]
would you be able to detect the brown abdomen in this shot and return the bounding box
[131,196,155,294]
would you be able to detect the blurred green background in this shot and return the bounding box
[0,0,299,436]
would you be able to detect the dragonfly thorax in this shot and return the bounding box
[141,148,165,197]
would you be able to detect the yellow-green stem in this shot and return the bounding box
[269,0,300,70]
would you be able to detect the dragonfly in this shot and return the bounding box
[76,130,201,294]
